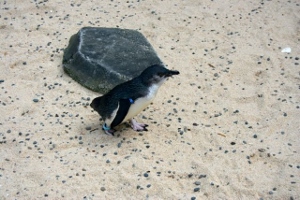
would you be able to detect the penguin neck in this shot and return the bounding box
[147,80,165,98]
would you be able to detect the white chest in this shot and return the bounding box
[122,84,160,122]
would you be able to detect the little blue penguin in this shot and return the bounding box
[90,64,180,136]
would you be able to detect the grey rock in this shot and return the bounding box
[194,181,201,185]
[63,27,162,93]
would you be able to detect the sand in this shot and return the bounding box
[0,0,299,199]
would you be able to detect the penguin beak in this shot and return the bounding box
[165,70,180,77]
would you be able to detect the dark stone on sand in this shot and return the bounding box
[63,27,162,94]
[194,181,201,185]
[199,174,206,179]
[117,142,122,148]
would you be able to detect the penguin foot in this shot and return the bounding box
[131,119,148,131]
[102,124,115,136]
[104,129,115,136]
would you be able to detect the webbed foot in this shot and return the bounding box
[102,124,115,136]
[130,119,148,131]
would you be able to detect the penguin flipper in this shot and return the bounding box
[110,99,132,128]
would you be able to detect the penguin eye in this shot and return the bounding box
[157,72,164,77]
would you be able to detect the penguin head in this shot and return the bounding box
[140,64,180,86]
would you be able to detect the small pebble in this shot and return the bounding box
[100,187,106,191]
[199,174,206,179]
[194,187,200,192]
[194,181,201,185]
[33,99,39,102]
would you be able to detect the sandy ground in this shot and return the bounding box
[0,0,299,199]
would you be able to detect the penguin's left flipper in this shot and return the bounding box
[131,119,148,131]
[110,98,132,128]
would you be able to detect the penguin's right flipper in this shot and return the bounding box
[110,99,132,128]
